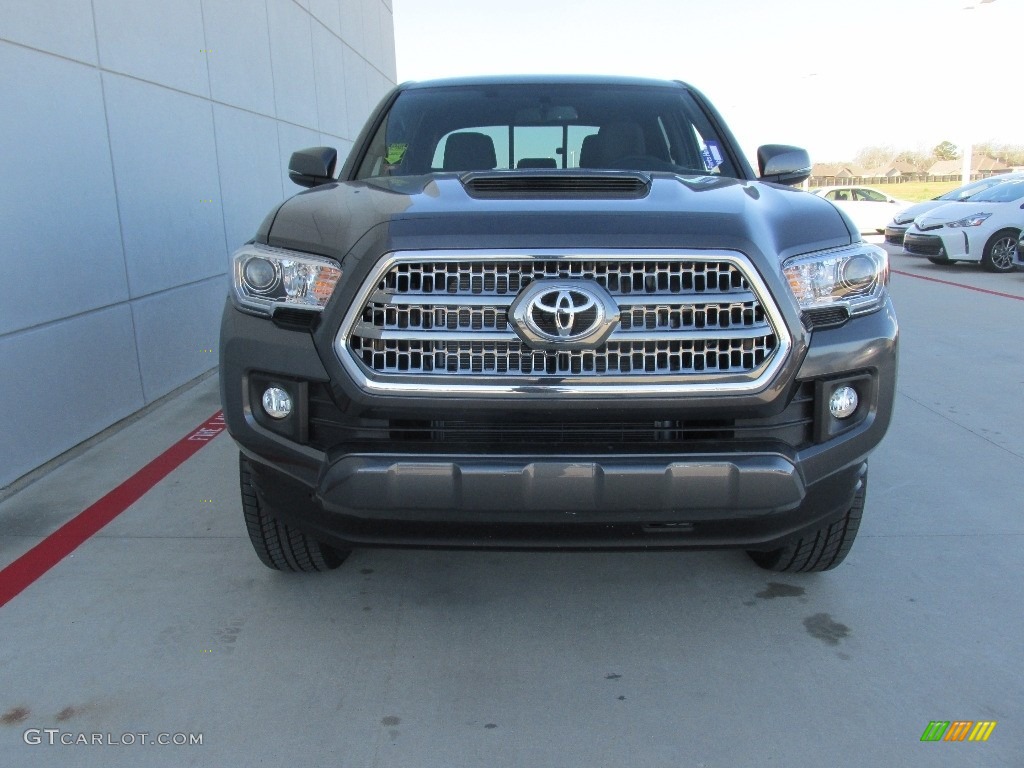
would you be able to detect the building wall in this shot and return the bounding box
[0,0,397,488]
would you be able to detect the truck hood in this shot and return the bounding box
[264,172,855,265]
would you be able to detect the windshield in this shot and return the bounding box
[966,179,1024,203]
[938,175,1017,201]
[354,83,740,179]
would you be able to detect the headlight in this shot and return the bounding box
[892,214,915,225]
[231,244,341,315]
[946,212,992,228]
[783,243,889,317]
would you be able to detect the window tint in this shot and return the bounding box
[854,189,886,203]
[939,177,1001,201]
[431,127,511,170]
[968,179,1024,203]
[353,83,740,179]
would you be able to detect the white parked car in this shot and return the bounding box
[903,179,1024,272]
[884,172,1024,245]
[811,186,911,234]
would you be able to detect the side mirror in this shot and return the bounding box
[288,147,338,188]
[757,144,811,186]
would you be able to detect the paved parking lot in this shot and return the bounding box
[1,243,1022,767]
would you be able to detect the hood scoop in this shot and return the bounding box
[462,171,651,200]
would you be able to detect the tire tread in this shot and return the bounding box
[239,454,347,572]
[748,472,866,573]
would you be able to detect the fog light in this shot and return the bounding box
[262,387,292,419]
[829,386,858,419]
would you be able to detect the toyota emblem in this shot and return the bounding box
[509,280,620,349]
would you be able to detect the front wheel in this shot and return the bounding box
[981,229,1019,273]
[747,473,866,573]
[239,454,349,572]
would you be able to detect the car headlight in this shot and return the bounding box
[892,214,915,225]
[231,244,341,315]
[783,243,889,317]
[946,212,992,228]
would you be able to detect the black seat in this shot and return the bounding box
[517,157,558,169]
[579,122,646,168]
[578,134,599,168]
[443,132,497,171]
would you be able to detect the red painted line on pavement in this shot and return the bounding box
[0,411,226,609]
[892,269,1024,302]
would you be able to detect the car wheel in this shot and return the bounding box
[981,229,1019,273]
[927,256,953,265]
[239,454,349,571]
[747,472,866,573]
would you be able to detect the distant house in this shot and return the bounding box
[926,154,1011,180]
[863,160,921,182]
[809,163,866,186]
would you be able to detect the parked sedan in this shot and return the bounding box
[903,179,1024,272]
[811,186,911,234]
[884,172,1024,245]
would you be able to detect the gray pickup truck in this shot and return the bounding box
[219,76,897,574]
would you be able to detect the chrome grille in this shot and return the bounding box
[380,258,749,295]
[336,250,791,396]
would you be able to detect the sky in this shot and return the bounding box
[392,0,1022,165]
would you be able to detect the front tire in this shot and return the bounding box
[239,454,349,572]
[747,473,866,573]
[981,229,1019,273]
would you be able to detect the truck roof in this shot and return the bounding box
[398,74,695,90]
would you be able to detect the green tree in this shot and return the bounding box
[932,141,959,161]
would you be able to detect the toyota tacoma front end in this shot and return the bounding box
[219,76,897,573]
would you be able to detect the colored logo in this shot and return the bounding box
[920,721,996,742]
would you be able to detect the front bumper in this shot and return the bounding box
[221,294,897,551]
[884,224,910,245]
[904,229,975,261]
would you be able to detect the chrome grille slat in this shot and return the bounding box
[348,338,774,376]
[615,290,756,306]
[351,326,771,343]
[380,259,751,296]
[336,250,791,395]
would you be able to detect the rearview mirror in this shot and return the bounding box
[757,144,811,186]
[288,147,338,188]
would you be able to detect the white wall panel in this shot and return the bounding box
[202,0,277,116]
[0,0,98,64]
[214,104,285,251]
[312,23,350,139]
[0,44,126,336]
[380,3,397,81]
[343,46,370,139]
[339,0,364,57]
[93,0,209,97]
[104,73,227,298]
[2,0,395,487]
[266,0,318,128]
[309,0,342,37]
[360,0,381,66]
[0,306,144,487]
[131,278,226,402]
